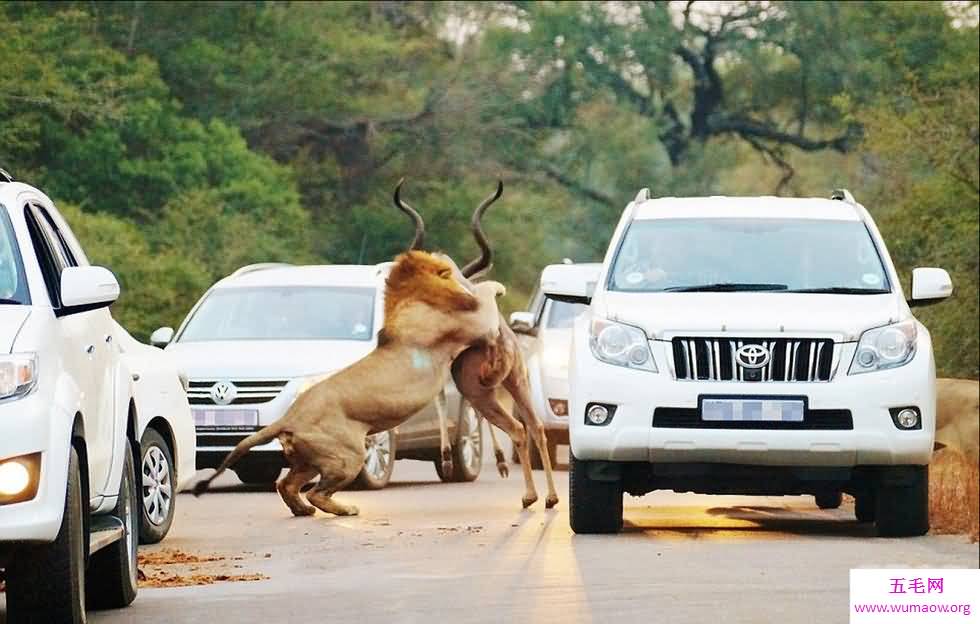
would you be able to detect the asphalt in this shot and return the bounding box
[49,456,976,624]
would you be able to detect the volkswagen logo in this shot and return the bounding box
[210,380,238,405]
[735,344,771,369]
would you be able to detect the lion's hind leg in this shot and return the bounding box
[277,465,318,517]
[302,434,365,517]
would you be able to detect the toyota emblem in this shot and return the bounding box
[735,344,771,369]
[210,380,238,405]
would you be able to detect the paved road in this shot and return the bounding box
[3,459,976,624]
[74,458,975,624]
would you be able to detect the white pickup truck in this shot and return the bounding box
[1,172,139,623]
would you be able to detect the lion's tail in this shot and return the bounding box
[192,423,284,496]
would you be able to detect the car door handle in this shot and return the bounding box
[105,335,113,344]
[85,345,96,355]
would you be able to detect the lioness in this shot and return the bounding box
[193,250,505,516]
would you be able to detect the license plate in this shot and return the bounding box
[193,408,259,430]
[701,398,804,422]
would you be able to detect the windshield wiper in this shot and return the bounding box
[0,298,25,305]
[784,287,890,294]
[663,282,789,293]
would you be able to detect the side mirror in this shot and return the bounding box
[58,266,120,316]
[909,267,953,307]
[540,263,600,305]
[150,327,175,348]
[509,311,535,335]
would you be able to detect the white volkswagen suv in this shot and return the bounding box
[1,174,139,622]
[551,189,953,536]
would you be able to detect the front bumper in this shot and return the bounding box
[0,393,72,543]
[569,336,936,467]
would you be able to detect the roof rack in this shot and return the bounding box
[0,168,13,183]
[228,262,293,278]
[830,188,855,203]
[634,188,651,203]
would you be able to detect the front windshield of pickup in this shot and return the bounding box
[609,218,891,294]
[0,206,30,305]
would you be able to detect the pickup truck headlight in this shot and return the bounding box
[0,353,38,400]
[589,318,657,372]
[849,320,917,375]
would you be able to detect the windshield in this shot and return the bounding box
[609,218,890,293]
[545,300,589,329]
[178,286,376,342]
[0,207,30,305]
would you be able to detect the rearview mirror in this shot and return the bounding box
[58,266,120,316]
[909,267,953,307]
[540,263,601,305]
[509,311,535,335]
[150,327,175,348]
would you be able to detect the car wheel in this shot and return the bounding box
[875,465,929,537]
[138,429,175,544]
[233,463,283,485]
[86,442,139,609]
[814,491,843,509]
[6,446,87,623]
[435,402,483,483]
[352,430,396,490]
[568,452,623,534]
[854,492,876,523]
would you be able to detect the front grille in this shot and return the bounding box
[187,379,289,405]
[652,407,853,430]
[671,337,835,382]
[197,430,260,447]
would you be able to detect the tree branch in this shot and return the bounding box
[709,115,856,152]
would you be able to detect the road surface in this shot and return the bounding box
[2,458,976,623]
[61,458,977,624]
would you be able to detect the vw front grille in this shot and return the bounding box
[187,379,289,405]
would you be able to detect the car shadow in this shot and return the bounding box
[616,504,876,538]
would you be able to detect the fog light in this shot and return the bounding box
[586,404,610,426]
[0,461,31,496]
[548,399,568,417]
[895,408,920,429]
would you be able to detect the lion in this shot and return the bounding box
[193,249,505,517]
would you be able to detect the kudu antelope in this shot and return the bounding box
[394,181,560,509]
[193,240,506,517]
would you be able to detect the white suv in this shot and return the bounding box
[550,189,953,536]
[0,174,139,622]
[152,263,483,489]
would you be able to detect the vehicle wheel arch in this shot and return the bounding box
[143,416,178,483]
[70,412,91,562]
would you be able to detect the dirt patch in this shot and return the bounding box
[137,548,269,588]
[138,568,267,588]
[929,448,979,542]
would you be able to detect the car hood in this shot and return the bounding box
[0,307,30,354]
[595,292,904,341]
[165,340,375,380]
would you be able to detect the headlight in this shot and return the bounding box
[0,353,38,401]
[589,318,657,372]
[849,320,917,375]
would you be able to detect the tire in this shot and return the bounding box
[233,462,284,485]
[875,465,929,537]
[568,452,623,534]
[138,429,175,544]
[815,491,843,510]
[435,402,483,483]
[352,430,396,490]
[855,492,876,523]
[86,443,139,610]
[6,447,87,624]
